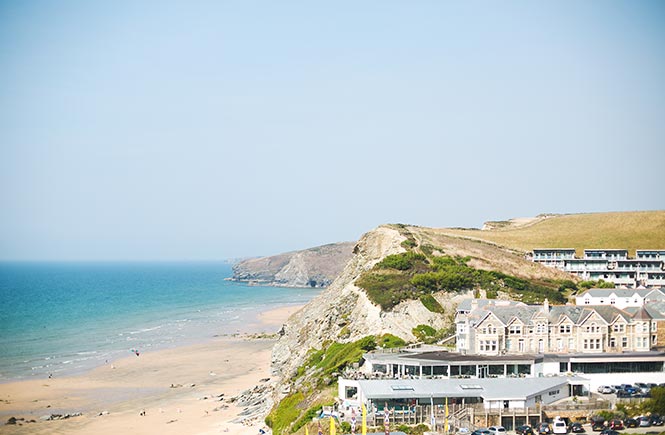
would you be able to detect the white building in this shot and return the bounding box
[575,288,665,309]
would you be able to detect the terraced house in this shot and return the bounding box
[455,299,663,355]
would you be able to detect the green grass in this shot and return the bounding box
[442,211,665,256]
[266,392,305,434]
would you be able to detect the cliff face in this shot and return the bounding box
[232,242,356,288]
[270,224,572,382]
[271,226,471,380]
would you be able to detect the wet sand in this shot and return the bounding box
[0,304,303,434]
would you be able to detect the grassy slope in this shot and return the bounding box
[438,211,665,257]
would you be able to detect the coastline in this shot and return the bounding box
[0,304,303,435]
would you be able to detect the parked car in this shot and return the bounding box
[488,426,506,435]
[638,416,652,427]
[609,420,624,430]
[516,425,535,435]
[650,414,664,426]
[553,419,568,434]
[597,385,614,394]
[624,418,638,428]
[472,429,490,435]
[598,430,620,435]
[590,417,605,431]
[570,423,585,433]
[616,390,632,398]
[537,422,552,435]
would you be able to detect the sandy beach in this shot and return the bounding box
[0,304,303,435]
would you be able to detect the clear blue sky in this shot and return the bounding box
[1,1,664,261]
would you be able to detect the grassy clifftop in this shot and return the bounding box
[440,210,665,256]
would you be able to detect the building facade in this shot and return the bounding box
[531,248,665,288]
[455,299,663,356]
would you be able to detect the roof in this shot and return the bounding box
[457,299,526,312]
[355,377,584,401]
[632,306,653,320]
[578,288,652,298]
[400,351,538,364]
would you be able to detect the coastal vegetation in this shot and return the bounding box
[269,334,408,434]
[356,250,568,310]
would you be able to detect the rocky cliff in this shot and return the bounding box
[272,226,464,380]
[232,242,356,288]
[270,223,575,381]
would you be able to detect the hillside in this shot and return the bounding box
[265,211,665,434]
[441,210,665,256]
[232,242,356,288]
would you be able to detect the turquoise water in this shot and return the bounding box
[0,262,320,382]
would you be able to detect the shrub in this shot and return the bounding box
[377,333,406,348]
[412,324,437,342]
[377,252,427,271]
[419,294,444,313]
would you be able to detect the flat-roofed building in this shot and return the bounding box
[584,249,629,260]
[532,249,576,268]
[637,250,665,260]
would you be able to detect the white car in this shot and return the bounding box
[488,426,506,435]
[597,385,614,394]
[552,419,568,434]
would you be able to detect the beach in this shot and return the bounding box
[0,304,302,435]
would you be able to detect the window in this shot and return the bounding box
[652,322,658,332]
[557,339,563,350]
[518,339,525,352]
[652,335,657,345]
[568,338,574,350]
[613,324,625,333]
[609,337,616,347]
[622,337,628,347]
[345,386,358,399]
[458,323,467,334]
[536,323,546,334]
[610,298,616,305]
[584,299,590,305]
[483,324,497,335]
[586,323,599,333]
[548,389,560,396]
[559,324,571,334]
[480,340,498,352]
[636,323,643,333]
[509,325,522,335]
[538,339,544,352]
[583,338,601,350]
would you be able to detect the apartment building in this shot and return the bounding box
[531,248,665,288]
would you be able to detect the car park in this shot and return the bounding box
[569,423,585,433]
[516,425,534,435]
[488,426,506,435]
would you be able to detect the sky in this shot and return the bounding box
[1,1,664,261]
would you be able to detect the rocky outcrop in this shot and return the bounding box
[232,242,356,288]
[271,226,469,381]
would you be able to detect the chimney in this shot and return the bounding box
[471,299,478,311]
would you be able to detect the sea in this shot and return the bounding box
[0,262,321,383]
